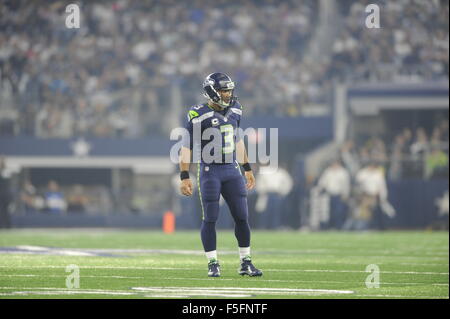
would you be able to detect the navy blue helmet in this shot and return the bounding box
[203,73,236,108]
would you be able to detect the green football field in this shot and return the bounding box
[0,229,448,299]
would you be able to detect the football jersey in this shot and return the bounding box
[183,100,243,164]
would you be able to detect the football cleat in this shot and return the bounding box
[239,256,263,277]
[208,259,221,277]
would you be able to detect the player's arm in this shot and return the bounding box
[179,146,193,196]
[236,139,255,190]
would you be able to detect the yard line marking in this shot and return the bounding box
[355,294,448,299]
[0,265,447,275]
[0,289,136,296]
[0,275,447,287]
[0,287,447,298]
[398,263,449,266]
[0,265,194,270]
[132,286,355,295]
[0,274,144,279]
[163,277,449,286]
[0,286,353,297]
[1,246,448,259]
[266,269,449,275]
[0,287,133,291]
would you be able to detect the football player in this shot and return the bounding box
[179,73,263,277]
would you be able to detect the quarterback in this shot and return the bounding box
[179,73,263,278]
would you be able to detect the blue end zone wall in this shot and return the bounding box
[0,137,174,156]
[0,116,332,156]
[387,179,449,228]
[10,179,447,229]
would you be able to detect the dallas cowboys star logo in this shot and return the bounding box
[435,191,449,217]
[71,138,91,157]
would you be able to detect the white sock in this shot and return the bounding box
[205,250,217,262]
[239,247,251,261]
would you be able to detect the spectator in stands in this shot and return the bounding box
[19,179,43,214]
[401,128,413,151]
[438,119,449,144]
[343,162,390,231]
[317,159,351,229]
[365,136,388,164]
[340,140,360,177]
[67,185,89,214]
[43,180,67,214]
[0,156,11,228]
[410,127,430,175]
[411,127,430,157]
[429,125,447,151]
[425,147,449,179]
[388,133,406,181]
[255,165,293,229]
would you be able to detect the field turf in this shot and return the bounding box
[0,229,448,299]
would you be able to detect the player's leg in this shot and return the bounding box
[221,174,262,276]
[221,176,250,248]
[198,164,221,276]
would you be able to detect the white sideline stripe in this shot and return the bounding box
[0,286,354,294]
[0,290,251,298]
[0,274,143,279]
[358,294,449,299]
[143,295,190,298]
[399,263,449,266]
[0,265,193,270]
[0,265,447,275]
[266,269,450,275]
[132,286,355,295]
[0,290,135,296]
[0,287,134,291]
[0,287,447,298]
[0,291,446,299]
[0,286,354,297]
[16,246,48,251]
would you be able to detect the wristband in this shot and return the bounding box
[242,163,252,172]
[180,171,190,180]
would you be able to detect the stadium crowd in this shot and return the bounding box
[0,0,317,138]
[1,0,448,138]
[308,118,449,231]
[339,119,449,181]
[331,0,449,83]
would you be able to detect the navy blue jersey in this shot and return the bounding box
[183,101,243,164]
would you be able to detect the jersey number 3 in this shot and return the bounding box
[220,124,234,154]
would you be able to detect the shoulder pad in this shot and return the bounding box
[233,100,243,110]
[187,104,206,121]
[230,101,243,116]
[188,109,200,121]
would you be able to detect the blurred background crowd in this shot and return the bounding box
[0,0,448,138]
[0,0,448,230]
